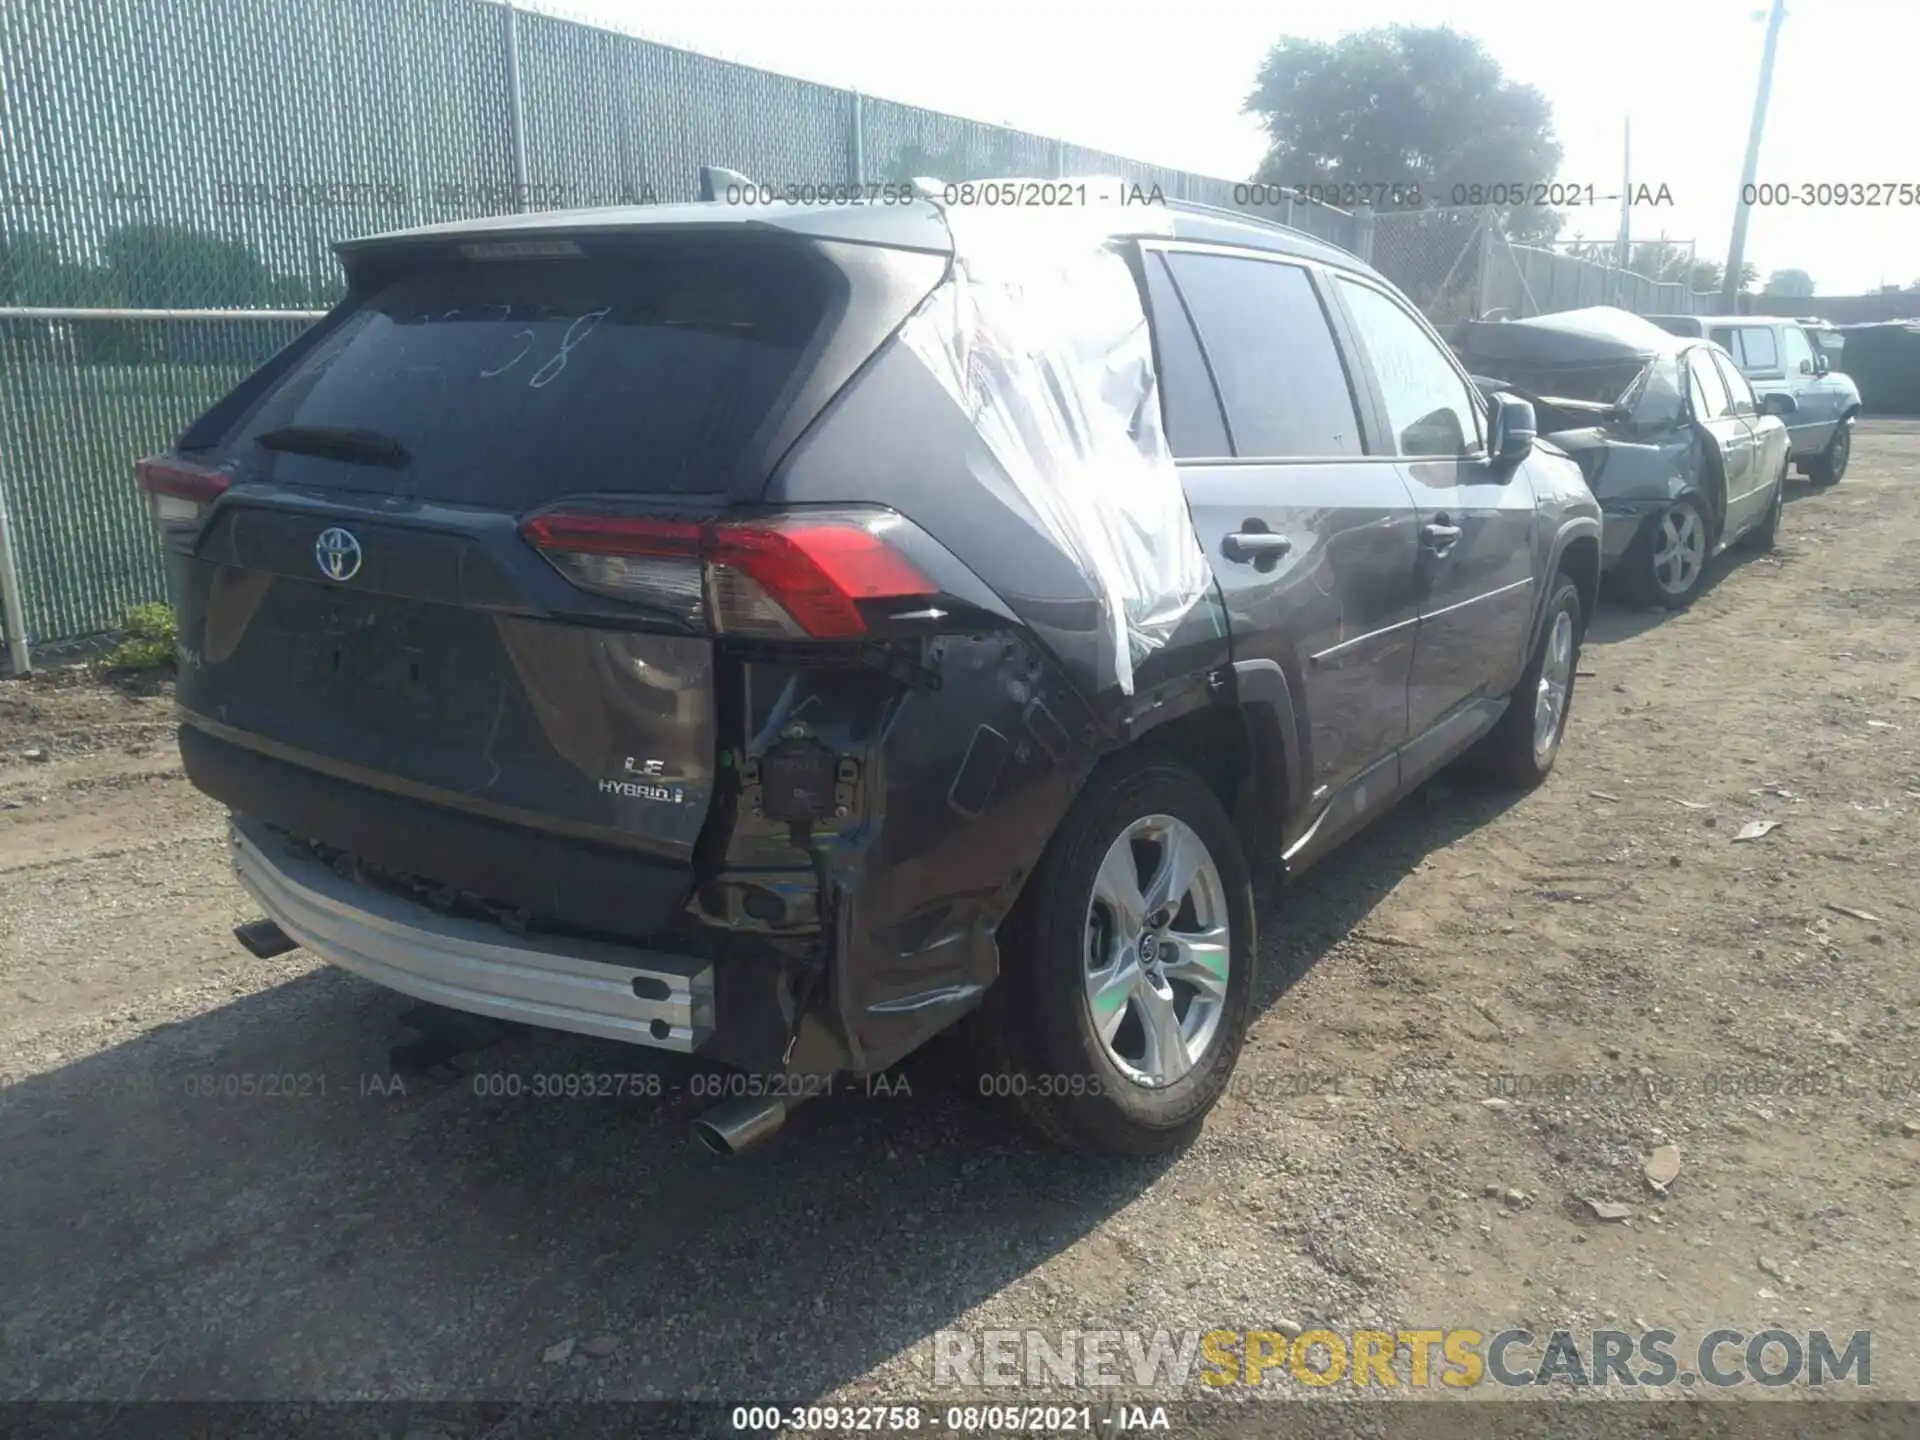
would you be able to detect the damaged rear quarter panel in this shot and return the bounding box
[710,636,1105,1075]
[1547,421,1708,567]
[742,332,1232,1074]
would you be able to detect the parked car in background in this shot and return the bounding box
[1643,314,1859,484]
[135,185,1601,1158]
[1456,307,1791,610]
[1797,317,1848,375]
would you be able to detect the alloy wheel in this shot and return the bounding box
[1083,815,1230,1088]
[1532,609,1575,760]
[1651,504,1706,596]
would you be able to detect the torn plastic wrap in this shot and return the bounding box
[897,184,1210,697]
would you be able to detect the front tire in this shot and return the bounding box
[1808,419,1852,486]
[973,755,1255,1155]
[1622,496,1710,610]
[1472,574,1582,788]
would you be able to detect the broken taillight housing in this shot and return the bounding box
[134,456,230,540]
[519,507,939,639]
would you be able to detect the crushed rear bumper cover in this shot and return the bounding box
[230,816,716,1052]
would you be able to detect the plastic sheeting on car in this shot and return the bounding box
[897,182,1210,697]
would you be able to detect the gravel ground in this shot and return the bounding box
[1,423,1917,1414]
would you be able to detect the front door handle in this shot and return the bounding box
[1222,531,1293,563]
[1421,521,1462,554]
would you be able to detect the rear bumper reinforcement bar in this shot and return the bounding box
[230,817,715,1052]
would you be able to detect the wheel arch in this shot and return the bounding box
[1537,519,1601,650]
[1122,665,1300,878]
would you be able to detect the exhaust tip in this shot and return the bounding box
[691,1119,736,1156]
[691,1094,787,1156]
[234,917,297,959]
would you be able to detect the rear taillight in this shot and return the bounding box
[520,508,938,639]
[135,456,229,538]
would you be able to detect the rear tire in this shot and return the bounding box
[972,754,1255,1155]
[1808,420,1851,486]
[1621,496,1710,610]
[1471,575,1582,789]
[1744,457,1788,552]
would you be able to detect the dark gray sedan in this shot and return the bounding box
[1454,307,1793,610]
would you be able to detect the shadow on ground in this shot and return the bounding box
[0,782,1521,1403]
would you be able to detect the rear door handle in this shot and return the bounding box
[1222,531,1293,563]
[1421,521,1462,553]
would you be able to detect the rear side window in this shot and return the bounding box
[1780,325,1815,374]
[1139,252,1230,458]
[1724,326,1780,372]
[1711,351,1758,416]
[1162,252,1363,458]
[1687,348,1734,418]
[227,242,831,507]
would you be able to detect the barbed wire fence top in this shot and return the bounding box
[0,0,1685,651]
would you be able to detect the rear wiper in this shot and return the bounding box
[254,424,411,469]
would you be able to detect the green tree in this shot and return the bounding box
[1689,258,1759,294]
[0,231,120,306]
[102,224,268,309]
[1763,267,1815,297]
[1245,25,1563,244]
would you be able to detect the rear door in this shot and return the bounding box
[1329,274,1536,745]
[164,234,859,926]
[1684,345,1759,539]
[1143,245,1418,825]
[1711,349,1788,531]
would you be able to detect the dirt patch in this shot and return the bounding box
[1,428,1917,1406]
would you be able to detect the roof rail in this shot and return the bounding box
[1161,195,1343,249]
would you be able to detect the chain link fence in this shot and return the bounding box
[0,312,321,650]
[0,0,1691,656]
[1365,207,1697,324]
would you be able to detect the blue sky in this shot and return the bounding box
[540,0,1920,296]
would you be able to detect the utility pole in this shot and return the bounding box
[1723,0,1787,308]
[1613,116,1632,306]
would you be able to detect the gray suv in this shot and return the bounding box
[141,188,1602,1156]
[1645,314,1860,484]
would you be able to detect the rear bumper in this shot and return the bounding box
[231,817,716,1052]
[1598,504,1660,571]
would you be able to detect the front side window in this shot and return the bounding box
[1336,277,1481,458]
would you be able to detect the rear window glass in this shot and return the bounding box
[228,243,830,506]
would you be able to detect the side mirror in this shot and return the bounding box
[1762,390,1797,418]
[1488,392,1536,466]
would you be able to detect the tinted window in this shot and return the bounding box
[1711,351,1757,416]
[1336,277,1481,457]
[1709,327,1736,354]
[1163,252,1362,457]
[228,243,830,506]
[1739,325,1779,371]
[1780,324,1815,374]
[1687,349,1733,418]
[1141,252,1230,458]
